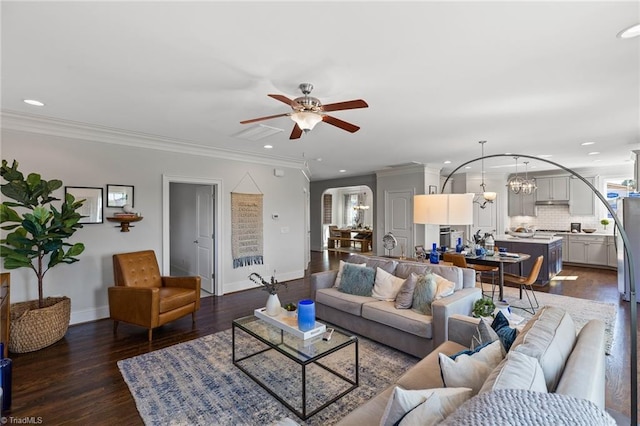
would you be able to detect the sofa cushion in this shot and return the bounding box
[471,317,500,351]
[334,260,366,288]
[315,288,376,316]
[380,386,472,426]
[438,340,504,395]
[372,267,406,301]
[479,351,547,394]
[411,273,437,315]
[348,254,398,274]
[511,306,577,392]
[433,273,455,299]
[362,300,433,338]
[395,272,419,309]
[339,264,375,296]
[396,340,467,390]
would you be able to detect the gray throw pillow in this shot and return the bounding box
[395,272,419,309]
[411,273,437,315]
[339,263,375,296]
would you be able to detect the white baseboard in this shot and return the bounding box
[70,305,110,325]
[224,269,306,294]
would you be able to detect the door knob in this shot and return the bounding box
[193,240,199,244]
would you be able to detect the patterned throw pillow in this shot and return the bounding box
[338,263,376,296]
[411,274,437,315]
[491,311,518,352]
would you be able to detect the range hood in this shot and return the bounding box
[535,199,570,206]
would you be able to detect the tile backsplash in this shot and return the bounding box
[509,205,609,233]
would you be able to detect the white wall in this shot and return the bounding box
[1,129,308,324]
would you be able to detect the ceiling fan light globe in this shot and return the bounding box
[483,191,497,202]
[291,111,322,132]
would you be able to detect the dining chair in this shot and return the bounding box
[502,255,544,314]
[442,252,499,299]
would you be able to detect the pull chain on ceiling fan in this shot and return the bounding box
[240,83,368,139]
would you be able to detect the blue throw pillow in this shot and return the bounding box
[339,263,375,296]
[491,311,518,351]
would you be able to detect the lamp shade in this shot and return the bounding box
[290,112,323,132]
[414,193,474,225]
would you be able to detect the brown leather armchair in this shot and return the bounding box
[108,250,201,341]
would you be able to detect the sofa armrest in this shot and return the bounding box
[431,287,482,348]
[311,270,338,299]
[447,314,481,347]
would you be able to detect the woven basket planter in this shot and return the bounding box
[9,296,71,353]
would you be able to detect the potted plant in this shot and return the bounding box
[600,218,610,231]
[283,302,297,317]
[472,298,496,318]
[0,160,86,353]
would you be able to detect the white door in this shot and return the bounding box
[196,185,214,293]
[385,190,413,257]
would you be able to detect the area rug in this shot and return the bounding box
[484,285,617,354]
[118,329,418,425]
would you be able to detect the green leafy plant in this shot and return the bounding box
[0,160,86,308]
[600,219,610,227]
[283,302,297,312]
[472,298,496,318]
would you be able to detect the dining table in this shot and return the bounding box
[464,252,531,301]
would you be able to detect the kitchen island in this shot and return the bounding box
[493,235,563,284]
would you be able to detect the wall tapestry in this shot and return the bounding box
[231,192,264,268]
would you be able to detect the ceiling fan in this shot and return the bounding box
[240,83,368,139]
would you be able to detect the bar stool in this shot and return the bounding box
[503,255,544,314]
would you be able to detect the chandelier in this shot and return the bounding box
[521,161,537,195]
[474,141,497,208]
[507,156,526,194]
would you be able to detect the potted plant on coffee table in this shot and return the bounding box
[0,160,86,353]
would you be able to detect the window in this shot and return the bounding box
[323,194,332,224]
[344,193,360,226]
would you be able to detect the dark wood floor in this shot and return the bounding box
[5,252,636,424]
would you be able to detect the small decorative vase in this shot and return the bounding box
[297,299,316,331]
[265,293,281,316]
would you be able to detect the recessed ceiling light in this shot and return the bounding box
[537,154,553,158]
[316,158,322,162]
[464,166,472,169]
[581,142,595,146]
[443,160,451,164]
[618,24,640,39]
[263,145,273,149]
[23,99,45,107]
[588,151,600,155]
[339,169,346,173]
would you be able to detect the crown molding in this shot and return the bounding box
[1,110,305,170]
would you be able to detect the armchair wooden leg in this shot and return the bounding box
[148,328,153,342]
[113,320,119,334]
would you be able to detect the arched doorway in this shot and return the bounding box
[321,185,374,254]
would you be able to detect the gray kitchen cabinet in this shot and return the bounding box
[561,236,569,262]
[569,176,595,216]
[507,190,536,217]
[607,236,617,268]
[495,238,562,284]
[566,234,608,266]
[536,176,570,201]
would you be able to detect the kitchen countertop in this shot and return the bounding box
[494,234,563,244]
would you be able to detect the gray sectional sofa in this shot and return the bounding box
[337,306,609,425]
[311,254,482,358]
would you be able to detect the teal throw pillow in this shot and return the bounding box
[491,311,518,352]
[411,273,437,315]
[339,263,375,296]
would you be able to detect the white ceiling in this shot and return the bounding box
[2,1,639,181]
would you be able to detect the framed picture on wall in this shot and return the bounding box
[65,186,103,224]
[428,185,437,194]
[107,184,134,208]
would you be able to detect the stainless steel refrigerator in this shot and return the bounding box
[617,197,640,302]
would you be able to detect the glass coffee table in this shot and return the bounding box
[232,315,359,420]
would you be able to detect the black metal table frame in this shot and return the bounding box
[232,319,359,420]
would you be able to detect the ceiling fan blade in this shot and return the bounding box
[290,124,303,139]
[322,99,368,112]
[268,94,295,106]
[323,115,360,133]
[240,113,289,124]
